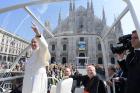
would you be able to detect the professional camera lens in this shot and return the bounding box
[110,34,133,54]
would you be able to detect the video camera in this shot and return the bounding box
[110,34,133,54]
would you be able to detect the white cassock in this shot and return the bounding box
[22,35,50,93]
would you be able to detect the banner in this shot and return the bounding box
[78,41,86,50]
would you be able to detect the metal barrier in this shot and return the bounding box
[48,77,59,84]
[0,75,59,93]
[112,78,116,93]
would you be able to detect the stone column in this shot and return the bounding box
[72,36,77,65]
[56,37,61,64]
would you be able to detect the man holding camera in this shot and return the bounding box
[116,30,140,93]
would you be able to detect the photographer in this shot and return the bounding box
[116,30,140,93]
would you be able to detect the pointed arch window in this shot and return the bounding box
[63,44,67,51]
[62,57,67,64]
[98,57,103,64]
[51,57,55,64]
[52,44,55,51]
[0,55,2,61]
[98,43,101,51]
[110,44,113,47]
[3,56,6,61]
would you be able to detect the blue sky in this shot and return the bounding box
[0,0,136,41]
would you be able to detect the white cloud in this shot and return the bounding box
[37,4,48,15]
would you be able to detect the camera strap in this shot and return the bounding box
[128,52,136,65]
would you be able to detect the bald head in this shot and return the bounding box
[86,65,96,78]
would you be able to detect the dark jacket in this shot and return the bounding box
[10,84,22,93]
[118,50,140,93]
[72,75,106,93]
[71,79,78,93]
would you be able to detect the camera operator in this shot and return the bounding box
[116,30,140,93]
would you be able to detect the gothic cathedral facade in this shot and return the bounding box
[44,0,123,65]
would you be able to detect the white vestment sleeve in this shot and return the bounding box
[37,35,51,66]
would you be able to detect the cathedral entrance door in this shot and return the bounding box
[79,53,85,66]
[76,55,89,69]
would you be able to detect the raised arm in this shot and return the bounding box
[31,23,50,65]
[31,23,41,37]
[31,23,48,49]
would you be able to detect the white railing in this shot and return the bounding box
[0,75,60,93]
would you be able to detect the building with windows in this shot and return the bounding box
[44,0,123,65]
[0,28,30,68]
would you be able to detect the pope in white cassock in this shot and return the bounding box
[22,23,51,93]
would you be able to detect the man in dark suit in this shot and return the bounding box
[116,30,140,93]
[71,65,107,93]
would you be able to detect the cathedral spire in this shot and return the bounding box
[45,20,51,31]
[91,0,94,12]
[58,9,61,25]
[87,0,90,9]
[102,7,106,25]
[91,0,93,9]
[114,15,116,21]
[73,0,75,11]
[91,0,94,15]
[69,0,73,12]
[69,0,73,16]
[114,15,123,35]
